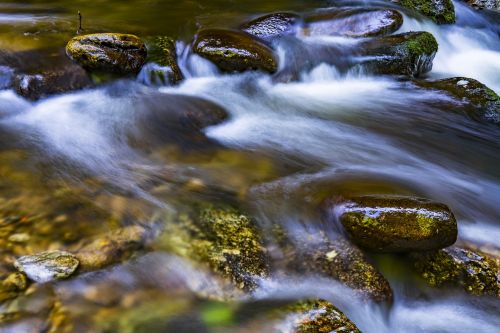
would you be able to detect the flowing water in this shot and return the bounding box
[0,0,498,332]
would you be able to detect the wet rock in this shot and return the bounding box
[276,299,360,333]
[0,48,91,100]
[398,0,455,24]
[330,196,457,252]
[0,272,27,303]
[160,205,269,292]
[192,29,278,73]
[282,230,393,302]
[240,12,300,40]
[464,0,500,11]
[411,244,500,296]
[143,36,183,85]
[14,251,79,283]
[304,8,403,37]
[416,77,500,123]
[66,33,147,75]
[74,225,148,271]
[358,31,438,76]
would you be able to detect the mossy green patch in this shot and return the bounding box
[400,0,455,24]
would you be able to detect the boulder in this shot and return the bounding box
[14,251,79,283]
[304,8,403,37]
[464,0,499,11]
[66,33,147,74]
[398,0,455,24]
[415,77,500,123]
[329,196,457,252]
[411,243,499,296]
[192,29,278,73]
[240,12,300,40]
[358,31,438,76]
[143,36,183,85]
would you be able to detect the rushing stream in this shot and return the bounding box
[0,0,498,332]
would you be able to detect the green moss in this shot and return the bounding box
[405,32,438,58]
[399,0,455,24]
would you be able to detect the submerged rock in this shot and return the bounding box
[160,205,269,292]
[14,251,79,283]
[329,196,457,252]
[416,77,500,123]
[411,244,500,296]
[282,230,393,303]
[304,8,403,37]
[398,0,455,24]
[359,31,438,76]
[240,12,300,40]
[144,36,183,85]
[0,272,27,303]
[66,33,147,75]
[276,299,361,333]
[192,29,278,73]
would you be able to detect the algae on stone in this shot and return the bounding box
[14,251,79,283]
[399,0,455,24]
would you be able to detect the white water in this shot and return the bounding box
[0,1,499,332]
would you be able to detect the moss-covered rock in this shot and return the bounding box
[359,31,438,77]
[331,196,457,252]
[66,33,147,75]
[464,0,499,11]
[240,12,300,40]
[304,8,403,37]
[416,77,500,123]
[398,0,455,24]
[159,205,269,292]
[276,299,360,333]
[282,231,392,303]
[411,244,500,296]
[143,36,183,85]
[14,251,79,283]
[192,29,278,73]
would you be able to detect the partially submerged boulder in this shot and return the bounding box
[398,0,455,24]
[416,77,500,123]
[240,12,300,40]
[192,29,278,73]
[14,251,79,283]
[143,36,183,85]
[159,205,269,292]
[358,31,438,76]
[304,8,403,37]
[411,243,500,296]
[66,33,147,75]
[329,196,457,252]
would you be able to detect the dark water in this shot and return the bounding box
[0,0,499,332]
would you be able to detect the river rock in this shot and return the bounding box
[330,196,457,253]
[159,205,269,292]
[304,8,403,37]
[464,0,500,10]
[283,231,393,302]
[416,77,500,123]
[143,36,183,85]
[192,29,278,73]
[398,0,455,24]
[240,12,300,40]
[359,31,438,76]
[66,33,147,74]
[411,243,500,296]
[0,272,27,303]
[14,251,79,283]
[277,299,361,332]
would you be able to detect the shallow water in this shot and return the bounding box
[0,0,499,332]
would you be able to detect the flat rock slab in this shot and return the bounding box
[14,250,79,283]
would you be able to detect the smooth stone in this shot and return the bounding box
[358,31,438,76]
[331,196,457,252]
[304,8,403,37]
[398,0,455,24]
[14,251,79,283]
[240,12,300,39]
[415,77,500,123]
[411,243,500,297]
[66,33,147,74]
[192,29,278,73]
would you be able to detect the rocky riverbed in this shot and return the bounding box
[0,0,498,332]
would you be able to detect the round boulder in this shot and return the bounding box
[332,196,457,252]
[66,33,147,74]
[240,12,300,40]
[192,29,278,73]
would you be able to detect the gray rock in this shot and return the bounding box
[14,251,79,283]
